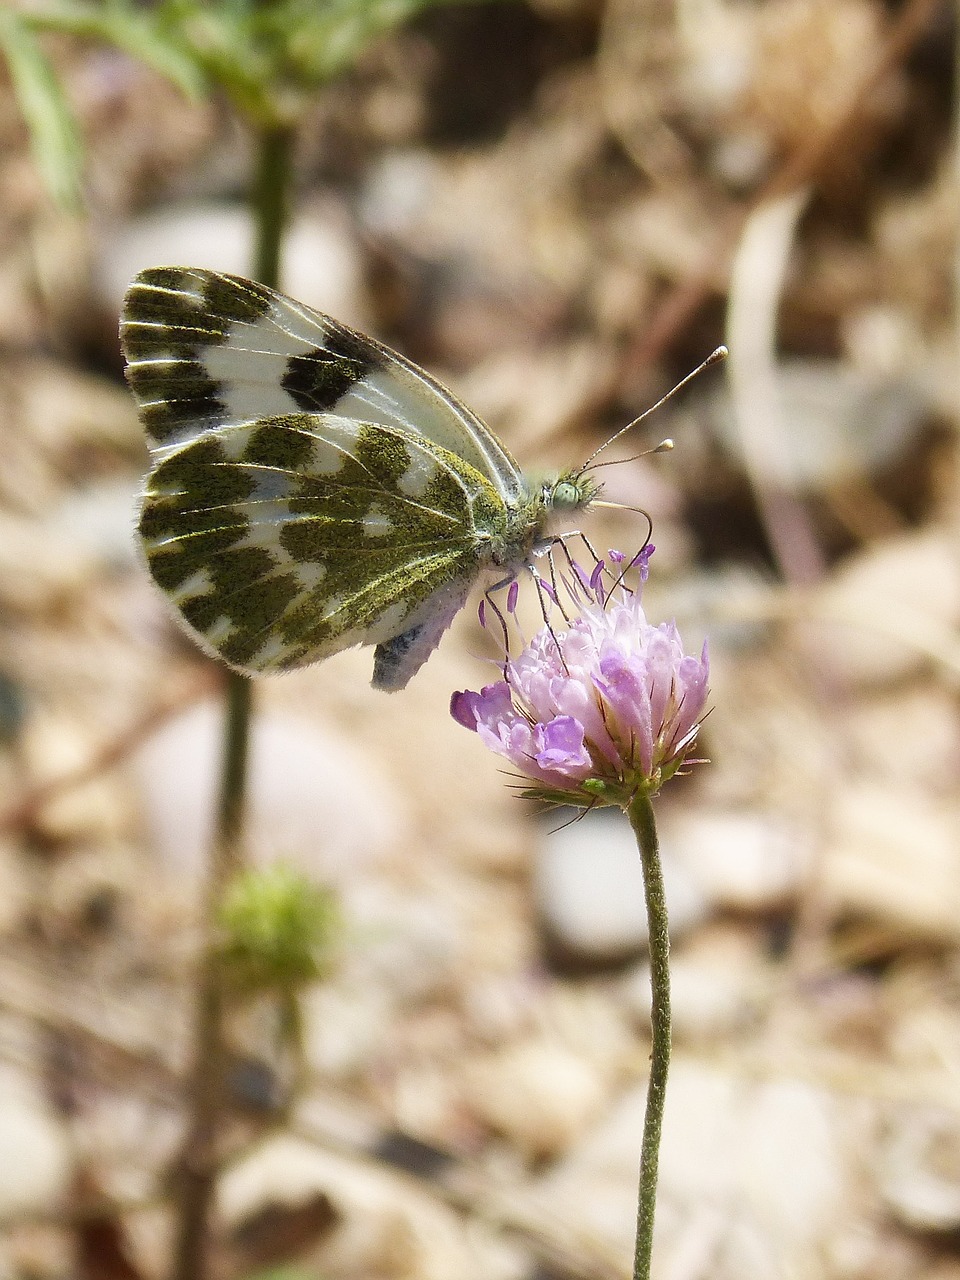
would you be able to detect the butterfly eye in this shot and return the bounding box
[552,480,584,510]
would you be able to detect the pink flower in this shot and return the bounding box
[451,550,708,805]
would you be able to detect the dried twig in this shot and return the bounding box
[611,0,941,373]
[0,669,215,836]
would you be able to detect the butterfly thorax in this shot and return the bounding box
[487,469,602,571]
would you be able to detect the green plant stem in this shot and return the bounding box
[169,121,295,1280]
[251,121,294,289]
[628,791,671,1280]
[214,120,294,870]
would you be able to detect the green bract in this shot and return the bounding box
[217,864,339,996]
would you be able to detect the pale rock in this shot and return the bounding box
[2,1224,73,1280]
[535,809,709,965]
[663,807,811,911]
[0,1066,71,1217]
[815,529,960,685]
[21,714,131,845]
[18,356,140,457]
[532,1060,857,1277]
[95,201,370,329]
[824,781,960,941]
[0,839,31,936]
[462,974,547,1043]
[533,984,638,1075]
[611,195,718,283]
[301,986,400,1079]
[710,129,771,189]
[679,359,926,490]
[124,1205,175,1280]
[649,562,773,652]
[219,1134,525,1280]
[342,883,463,1002]
[623,926,767,1040]
[46,478,142,572]
[464,1039,607,1159]
[842,304,928,381]
[360,150,439,238]
[39,842,143,939]
[133,700,407,892]
[299,885,465,1073]
[888,983,960,1072]
[0,512,96,611]
[265,634,532,874]
[456,340,615,452]
[389,1062,467,1148]
[878,1105,960,1232]
[72,1090,184,1205]
[845,685,960,792]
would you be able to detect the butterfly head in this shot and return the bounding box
[545,470,602,514]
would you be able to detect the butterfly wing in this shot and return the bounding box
[121,267,526,500]
[122,267,528,687]
[136,406,505,681]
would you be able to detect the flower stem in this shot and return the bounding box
[212,121,293,865]
[169,120,294,1280]
[628,791,671,1280]
[251,120,293,289]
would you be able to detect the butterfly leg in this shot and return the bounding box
[480,583,513,677]
[550,521,654,604]
[481,569,569,677]
[532,561,571,676]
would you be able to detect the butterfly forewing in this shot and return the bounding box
[122,267,525,500]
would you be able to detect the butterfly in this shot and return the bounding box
[122,267,620,691]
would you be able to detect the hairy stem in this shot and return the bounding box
[251,121,293,289]
[169,120,295,1280]
[628,791,671,1280]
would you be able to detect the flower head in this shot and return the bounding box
[451,548,708,807]
[217,864,340,996]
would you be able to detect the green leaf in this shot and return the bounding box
[94,10,207,99]
[262,0,485,84]
[0,11,84,208]
[22,1,207,100]
[166,7,285,125]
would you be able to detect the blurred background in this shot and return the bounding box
[0,0,959,1277]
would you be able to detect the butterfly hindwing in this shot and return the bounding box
[137,408,505,676]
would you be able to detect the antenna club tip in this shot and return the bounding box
[655,438,674,453]
[710,345,729,363]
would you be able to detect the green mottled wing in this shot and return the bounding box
[137,412,508,686]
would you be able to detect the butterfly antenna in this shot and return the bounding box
[581,345,727,472]
[588,449,671,472]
